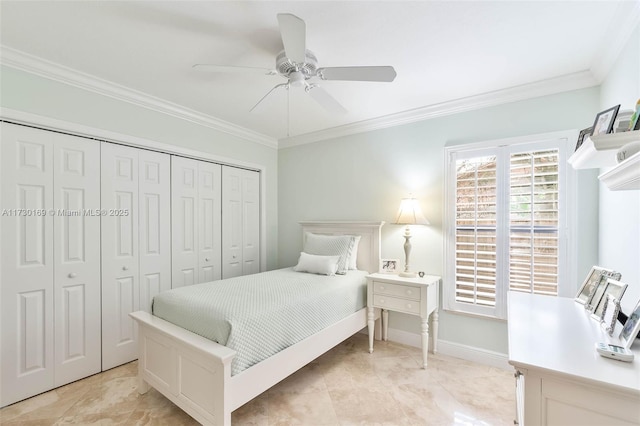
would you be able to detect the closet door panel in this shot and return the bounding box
[139,151,170,312]
[101,143,139,370]
[0,123,55,407]
[222,166,243,279]
[242,170,260,275]
[171,156,199,288]
[198,162,221,283]
[52,133,101,386]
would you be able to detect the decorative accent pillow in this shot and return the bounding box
[303,232,355,274]
[348,235,361,270]
[294,252,340,276]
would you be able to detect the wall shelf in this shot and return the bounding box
[598,151,640,190]
[568,130,640,169]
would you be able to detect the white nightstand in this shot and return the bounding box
[366,272,440,368]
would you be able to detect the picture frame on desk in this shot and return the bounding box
[599,294,621,336]
[619,299,640,349]
[591,278,627,321]
[576,266,620,307]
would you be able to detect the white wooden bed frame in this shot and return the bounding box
[130,221,384,425]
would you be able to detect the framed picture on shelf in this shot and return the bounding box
[619,299,640,349]
[575,127,593,152]
[591,278,627,320]
[600,294,621,336]
[576,266,620,307]
[591,105,621,136]
[380,259,398,274]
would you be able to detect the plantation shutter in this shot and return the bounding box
[452,148,562,312]
[445,133,573,318]
[508,149,559,295]
[454,155,498,307]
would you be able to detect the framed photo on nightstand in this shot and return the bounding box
[380,259,398,274]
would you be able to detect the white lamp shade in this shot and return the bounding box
[394,197,429,225]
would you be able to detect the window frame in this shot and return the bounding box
[443,131,577,319]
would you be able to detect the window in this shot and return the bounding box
[444,132,576,319]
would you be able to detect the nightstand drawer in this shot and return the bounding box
[373,295,420,315]
[373,281,420,301]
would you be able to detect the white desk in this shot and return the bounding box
[508,292,640,425]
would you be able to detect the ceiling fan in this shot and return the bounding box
[193,13,397,116]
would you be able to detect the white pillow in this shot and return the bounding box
[303,232,355,275]
[294,252,340,276]
[348,235,361,270]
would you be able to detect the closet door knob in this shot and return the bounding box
[68,273,77,278]
[205,257,210,262]
[122,266,129,271]
[233,255,237,259]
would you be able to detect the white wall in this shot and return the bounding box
[598,25,640,314]
[278,87,600,354]
[0,65,280,270]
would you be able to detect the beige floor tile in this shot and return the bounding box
[328,386,410,425]
[268,390,338,425]
[231,394,269,425]
[268,362,327,396]
[53,412,133,425]
[1,336,515,426]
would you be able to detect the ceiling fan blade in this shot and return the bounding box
[193,64,276,75]
[317,66,397,82]
[307,85,347,115]
[277,13,306,63]
[250,83,289,112]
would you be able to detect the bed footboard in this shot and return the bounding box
[130,311,236,425]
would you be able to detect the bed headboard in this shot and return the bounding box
[299,221,384,274]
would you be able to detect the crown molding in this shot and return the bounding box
[590,1,640,83]
[0,45,278,149]
[279,70,599,148]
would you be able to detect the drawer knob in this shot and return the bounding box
[380,286,385,290]
[205,257,210,262]
[122,266,129,271]
[68,272,77,278]
[407,304,412,309]
[406,289,413,295]
[380,299,385,304]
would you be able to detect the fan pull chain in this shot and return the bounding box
[287,85,291,137]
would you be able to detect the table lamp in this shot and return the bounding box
[394,196,429,278]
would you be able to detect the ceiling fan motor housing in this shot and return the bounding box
[276,49,318,78]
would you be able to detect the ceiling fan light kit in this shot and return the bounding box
[193,12,397,119]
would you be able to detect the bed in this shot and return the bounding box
[130,221,383,425]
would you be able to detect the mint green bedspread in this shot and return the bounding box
[152,268,367,375]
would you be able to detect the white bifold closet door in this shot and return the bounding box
[101,143,170,371]
[171,156,222,287]
[222,166,260,279]
[1,122,100,407]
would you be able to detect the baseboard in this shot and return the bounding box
[370,327,511,371]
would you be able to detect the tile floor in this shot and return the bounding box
[0,334,515,425]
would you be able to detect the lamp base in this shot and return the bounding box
[399,271,417,278]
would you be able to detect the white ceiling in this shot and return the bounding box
[1,1,638,145]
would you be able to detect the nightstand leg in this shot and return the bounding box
[382,309,389,341]
[431,310,439,354]
[367,306,375,354]
[421,317,429,368]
